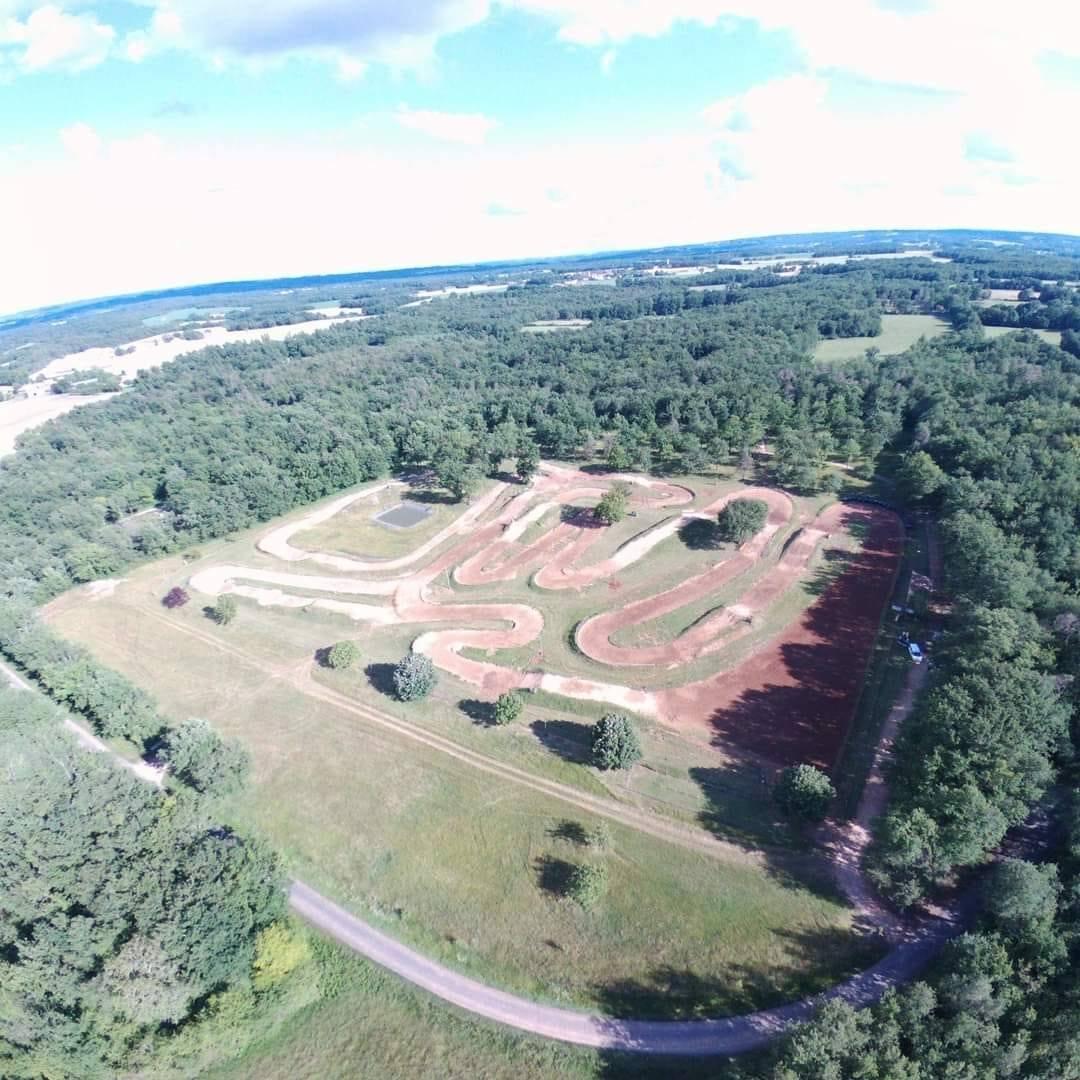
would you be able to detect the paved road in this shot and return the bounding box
[289,880,962,1055]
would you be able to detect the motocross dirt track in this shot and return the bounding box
[190,465,903,767]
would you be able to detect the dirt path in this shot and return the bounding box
[2,657,166,785]
[822,517,942,939]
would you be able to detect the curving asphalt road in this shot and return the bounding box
[288,879,963,1056]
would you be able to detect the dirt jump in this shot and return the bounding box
[189,464,903,768]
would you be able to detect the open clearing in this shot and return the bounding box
[36,313,370,382]
[981,325,1062,346]
[813,314,949,361]
[0,391,114,455]
[46,463,900,1018]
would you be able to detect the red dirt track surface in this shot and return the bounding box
[656,504,904,769]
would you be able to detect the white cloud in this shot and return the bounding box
[336,55,366,82]
[511,1,1080,95]
[127,0,490,74]
[395,106,497,145]
[599,48,615,75]
[1,4,114,72]
[58,121,101,158]
[4,113,1079,316]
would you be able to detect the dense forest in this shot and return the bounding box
[2,233,1080,1077]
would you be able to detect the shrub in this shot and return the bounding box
[492,690,523,725]
[252,922,311,990]
[566,863,608,909]
[590,713,642,770]
[587,821,613,851]
[326,641,360,670]
[162,586,189,609]
[774,764,836,821]
[717,498,769,544]
[393,653,437,701]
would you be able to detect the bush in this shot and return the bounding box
[393,653,437,701]
[162,586,189,609]
[566,863,608,909]
[774,763,836,821]
[211,595,238,625]
[590,714,642,770]
[717,498,768,544]
[492,690,523,725]
[594,483,630,525]
[326,641,360,670]
[587,821,612,851]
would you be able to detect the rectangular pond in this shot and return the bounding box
[373,501,434,529]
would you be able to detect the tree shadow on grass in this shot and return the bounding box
[549,820,589,845]
[531,718,593,765]
[560,504,603,527]
[534,855,575,898]
[459,698,495,726]
[313,646,332,668]
[365,662,397,698]
[678,517,720,551]
[802,547,854,598]
[592,925,884,1024]
[689,764,857,906]
[405,487,460,506]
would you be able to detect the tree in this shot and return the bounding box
[326,640,360,670]
[96,935,194,1025]
[984,859,1060,936]
[160,718,250,796]
[566,862,608,910]
[211,595,238,625]
[516,441,540,483]
[774,764,836,821]
[594,483,630,525]
[898,450,946,503]
[717,498,768,544]
[606,441,632,471]
[590,713,642,770]
[393,653,437,701]
[162,586,189,609]
[492,690,523,725]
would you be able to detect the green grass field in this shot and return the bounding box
[981,325,1061,346]
[44,482,880,1022]
[813,314,950,362]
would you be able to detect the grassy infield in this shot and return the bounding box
[45,468,900,1078]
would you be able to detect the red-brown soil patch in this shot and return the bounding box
[655,504,904,769]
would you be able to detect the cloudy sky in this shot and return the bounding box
[2,0,1079,313]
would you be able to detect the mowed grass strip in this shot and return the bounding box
[46,556,873,1019]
